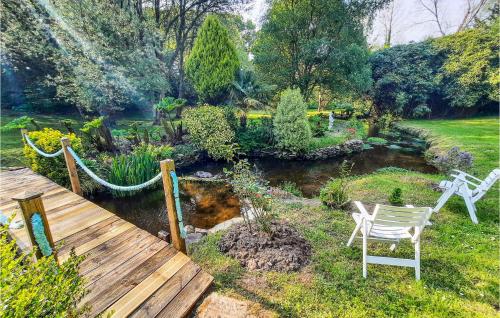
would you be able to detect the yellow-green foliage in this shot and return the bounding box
[183,105,236,161]
[24,128,82,188]
[0,225,87,317]
[273,88,312,152]
[185,15,240,103]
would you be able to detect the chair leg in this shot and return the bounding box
[463,196,479,224]
[434,186,456,213]
[415,238,420,281]
[362,219,367,278]
[347,222,361,247]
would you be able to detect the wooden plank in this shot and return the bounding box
[84,246,178,317]
[156,271,213,318]
[129,261,201,318]
[81,230,157,281]
[58,222,134,263]
[103,252,190,318]
[56,215,122,252]
[82,240,168,304]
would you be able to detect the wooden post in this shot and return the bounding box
[12,191,57,261]
[61,137,82,196]
[21,128,28,145]
[160,159,187,254]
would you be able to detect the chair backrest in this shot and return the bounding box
[473,169,500,200]
[372,204,433,228]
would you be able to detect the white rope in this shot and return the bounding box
[67,147,162,191]
[23,134,64,158]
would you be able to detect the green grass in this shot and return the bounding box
[400,117,499,176]
[190,117,500,317]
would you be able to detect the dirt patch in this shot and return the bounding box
[218,221,311,272]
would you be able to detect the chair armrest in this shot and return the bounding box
[450,174,480,188]
[354,201,374,221]
[451,169,483,182]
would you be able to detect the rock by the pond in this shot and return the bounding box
[195,227,209,235]
[196,292,277,318]
[185,224,195,234]
[194,171,213,178]
[185,232,205,245]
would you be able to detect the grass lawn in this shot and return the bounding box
[190,117,499,317]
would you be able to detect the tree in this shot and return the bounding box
[370,41,443,117]
[273,88,311,152]
[185,15,240,104]
[434,18,499,109]
[253,0,387,99]
[160,0,247,102]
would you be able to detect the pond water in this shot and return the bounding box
[91,131,436,236]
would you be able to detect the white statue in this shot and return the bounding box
[328,112,335,130]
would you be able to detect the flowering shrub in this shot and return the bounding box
[24,128,83,189]
[433,146,473,174]
[319,161,352,209]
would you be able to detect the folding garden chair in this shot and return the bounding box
[347,201,433,280]
[434,169,500,224]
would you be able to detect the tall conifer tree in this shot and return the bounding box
[186,15,240,104]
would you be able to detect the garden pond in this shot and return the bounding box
[91,131,436,236]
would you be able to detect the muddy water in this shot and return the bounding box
[91,132,436,235]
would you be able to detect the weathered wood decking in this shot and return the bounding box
[0,168,213,317]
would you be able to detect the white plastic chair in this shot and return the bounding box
[434,169,500,224]
[347,201,433,280]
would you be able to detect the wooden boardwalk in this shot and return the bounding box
[0,168,213,317]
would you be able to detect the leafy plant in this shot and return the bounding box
[225,160,274,233]
[0,224,87,317]
[183,105,236,161]
[279,181,302,197]
[319,161,353,209]
[309,115,328,137]
[273,88,312,152]
[236,119,274,153]
[388,188,404,206]
[80,117,115,152]
[0,116,38,132]
[108,147,160,198]
[154,97,186,143]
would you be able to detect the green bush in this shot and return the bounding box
[273,88,312,152]
[0,116,35,132]
[0,225,87,317]
[183,105,236,161]
[309,115,328,137]
[185,15,240,103]
[236,120,273,153]
[388,188,404,206]
[319,161,352,209]
[24,128,83,189]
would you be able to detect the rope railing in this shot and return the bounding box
[23,134,64,158]
[67,146,162,192]
[170,171,187,238]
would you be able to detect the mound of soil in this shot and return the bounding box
[218,221,311,272]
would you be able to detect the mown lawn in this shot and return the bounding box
[190,117,499,317]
